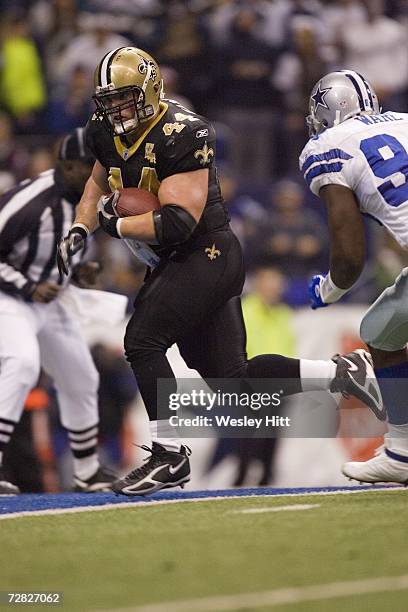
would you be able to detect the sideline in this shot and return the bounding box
[0,484,404,520]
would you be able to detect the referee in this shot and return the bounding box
[0,128,115,494]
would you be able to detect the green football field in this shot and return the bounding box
[1,489,408,611]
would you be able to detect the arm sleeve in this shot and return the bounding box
[299,136,354,196]
[158,122,216,180]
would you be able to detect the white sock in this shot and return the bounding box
[386,424,408,455]
[73,454,99,481]
[300,359,337,392]
[150,420,181,453]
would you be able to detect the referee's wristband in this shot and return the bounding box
[320,272,350,304]
[71,223,90,239]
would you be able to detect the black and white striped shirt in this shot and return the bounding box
[0,169,82,299]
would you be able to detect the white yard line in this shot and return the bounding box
[106,574,408,612]
[0,486,405,521]
[231,503,320,514]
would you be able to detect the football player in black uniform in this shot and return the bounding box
[57,47,382,496]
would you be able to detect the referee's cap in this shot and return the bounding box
[58,127,95,164]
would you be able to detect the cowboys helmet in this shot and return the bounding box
[93,47,163,136]
[306,70,380,136]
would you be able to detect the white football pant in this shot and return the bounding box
[0,291,99,429]
[360,267,408,351]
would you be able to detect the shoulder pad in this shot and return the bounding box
[299,133,353,196]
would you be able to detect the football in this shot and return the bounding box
[114,187,161,217]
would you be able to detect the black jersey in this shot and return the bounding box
[86,99,229,254]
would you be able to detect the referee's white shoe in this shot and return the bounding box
[0,466,20,495]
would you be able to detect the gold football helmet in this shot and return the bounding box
[93,47,163,136]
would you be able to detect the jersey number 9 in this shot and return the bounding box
[360,134,408,207]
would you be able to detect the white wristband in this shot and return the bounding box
[320,272,350,304]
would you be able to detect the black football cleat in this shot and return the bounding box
[0,466,20,495]
[111,442,191,496]
[330,349,385,421]
[73,466,117,492]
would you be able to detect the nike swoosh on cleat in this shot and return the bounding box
[169,458,187,475]
[346,372,386,419]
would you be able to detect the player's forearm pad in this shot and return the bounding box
[153,204,197,247]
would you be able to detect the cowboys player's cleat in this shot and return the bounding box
[330,349,385,421]
[0,466,20,495]
[73,466,117,492]
[111,442,191,496]
[342,445,408,485]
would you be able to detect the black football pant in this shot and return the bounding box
[124,228,301,421]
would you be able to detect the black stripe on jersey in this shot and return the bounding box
[0,183,55,254]
[38,197,63,283]
[0,173,61,294]
[0,274,29,297]
[0,179,31,212]
[345,73,365,111]
[20,224,40,275]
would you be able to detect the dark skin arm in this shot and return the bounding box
[321,185,407,370]
[320,184,365,289]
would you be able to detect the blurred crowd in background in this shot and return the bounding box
[2,0,408,490]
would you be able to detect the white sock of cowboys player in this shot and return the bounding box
[150,420,181,452]
[386,424,408,454]
[375,362,408,454]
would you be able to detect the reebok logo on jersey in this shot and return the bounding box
[196,129,209,138]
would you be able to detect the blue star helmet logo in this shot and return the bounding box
[312,84,332,111]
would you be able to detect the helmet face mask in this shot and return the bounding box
[93,47,163,136]
[306,70,381,137]
[93,85,154,136]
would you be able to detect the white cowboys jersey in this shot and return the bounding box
[299,111,408,248]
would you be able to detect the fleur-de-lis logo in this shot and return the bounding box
[205,244,221,260]
[194,141,214,165]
